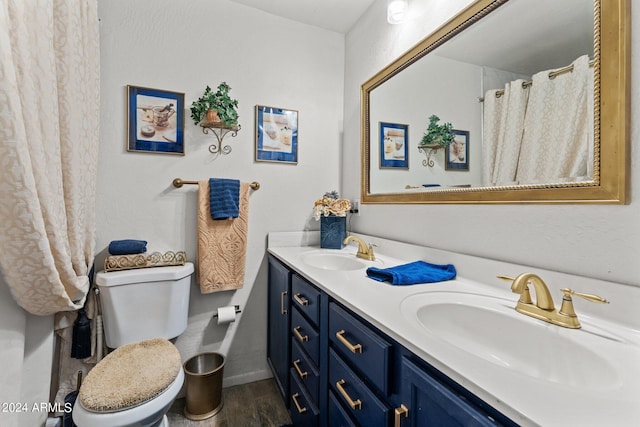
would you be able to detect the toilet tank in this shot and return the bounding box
[96,263,194,348]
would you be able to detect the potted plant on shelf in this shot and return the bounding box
[190,82,239,127]
[419,114,455,149]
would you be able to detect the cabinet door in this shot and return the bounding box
[268,256,292,402]
[400,357,502,427]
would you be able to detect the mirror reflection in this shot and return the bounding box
[367,0,595,195]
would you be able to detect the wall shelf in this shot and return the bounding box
[418,144,443,167]
[200,121,241,155]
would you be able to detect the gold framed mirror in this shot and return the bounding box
[361,0,629,204]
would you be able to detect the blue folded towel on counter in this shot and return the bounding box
[366,261,456,285]
[108,239,147,255]
[209,178,240,220]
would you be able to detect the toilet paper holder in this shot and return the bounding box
[213,305,242,318]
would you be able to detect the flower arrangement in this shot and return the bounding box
[313,191,351,220]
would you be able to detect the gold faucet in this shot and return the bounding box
[343,235,376,261]
[498,273,609,329]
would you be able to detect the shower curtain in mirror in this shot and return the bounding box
[482,80,530,186]
[516,55,594,184]
[0,0,100,416]
[483,55,594,185]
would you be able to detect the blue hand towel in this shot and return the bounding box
[209,178,240,220]
[108,239,147,255]
[366,261,456,285]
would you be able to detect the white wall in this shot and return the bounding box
[369,54,483,192]
[344,0,640,287]
[96,0,344,386]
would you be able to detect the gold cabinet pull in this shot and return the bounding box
[293,359,308,379]
[293,326,309,342]
[336,379,362,410]
[395,404,409,427]
[291,392,307,414]
[336,330,362,354]
[294,293,309,306]
[280,291,287,315]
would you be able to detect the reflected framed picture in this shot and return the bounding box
[255,105,298,164]
[379,122,408,169]
[127,85,185,155]
[445,130,469,171]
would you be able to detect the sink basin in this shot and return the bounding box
[301,251,380,271]
[401,292,619,389]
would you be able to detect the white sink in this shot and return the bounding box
[401,292,621,389]
[301,251,382,271]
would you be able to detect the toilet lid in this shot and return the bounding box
[79,338,181,413]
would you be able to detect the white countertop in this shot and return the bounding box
[267,231,640,427]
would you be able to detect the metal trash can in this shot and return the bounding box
[183,352,225,420]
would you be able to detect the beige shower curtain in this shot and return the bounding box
[0,0,100,315]
[482,80,530,186]
[516,55,594,184]
[483,55,594,185]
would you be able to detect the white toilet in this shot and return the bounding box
[73,263,194,427]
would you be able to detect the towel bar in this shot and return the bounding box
[172,178,260,190]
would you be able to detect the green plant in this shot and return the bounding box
[420,115,455,147]
[190,82,239,126]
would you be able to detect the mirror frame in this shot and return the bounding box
[361,0,629,204]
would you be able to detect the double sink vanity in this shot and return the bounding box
[267,231,640,426]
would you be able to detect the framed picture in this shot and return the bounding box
[255,105,298,164]
[445,130,469,171]
[379,122,409,169]
[127,85,185,155]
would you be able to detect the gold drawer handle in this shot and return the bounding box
[336,379,362,410]
[336,330,362,354]
[281,291,287,315]
[395,404,409,427]
[294,293,309,306]
[293,326,309,342]
[291,392,307,414]
[293,359,308,379]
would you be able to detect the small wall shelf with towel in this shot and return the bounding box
[172,178,260,190]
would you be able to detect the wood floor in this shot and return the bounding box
[167,378,292,427]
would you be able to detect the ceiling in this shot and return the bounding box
[227,0,376,33]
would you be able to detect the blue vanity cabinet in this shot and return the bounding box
[267,255,517,427]
[289,273,329,427]
[291,367,320,427]
[399,357,513,427]
[267,256,292,403]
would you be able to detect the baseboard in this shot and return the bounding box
[222,368,273,388]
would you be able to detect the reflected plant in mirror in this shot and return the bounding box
[419,115,455,148]
[362,0,629,204]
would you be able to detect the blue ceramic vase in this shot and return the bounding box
[320,215,347,249]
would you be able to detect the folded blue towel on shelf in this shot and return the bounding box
[108,239,147,255]
[366,261,456,285]
[209,178,240,220]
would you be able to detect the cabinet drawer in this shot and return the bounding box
[291,339,319,404]
[329,302,392,395]
[329,348,390,427]
[292,307,320,366]
[329,390,357,427]
[292,274,321,326]
[290,368,319,427]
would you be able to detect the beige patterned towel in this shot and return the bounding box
[197,181,250,293]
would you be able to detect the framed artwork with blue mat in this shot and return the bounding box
[379,122,409,169]
[127,85,185,155]
[255,105,298,164]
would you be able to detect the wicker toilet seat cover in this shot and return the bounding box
[79,338,181,412]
